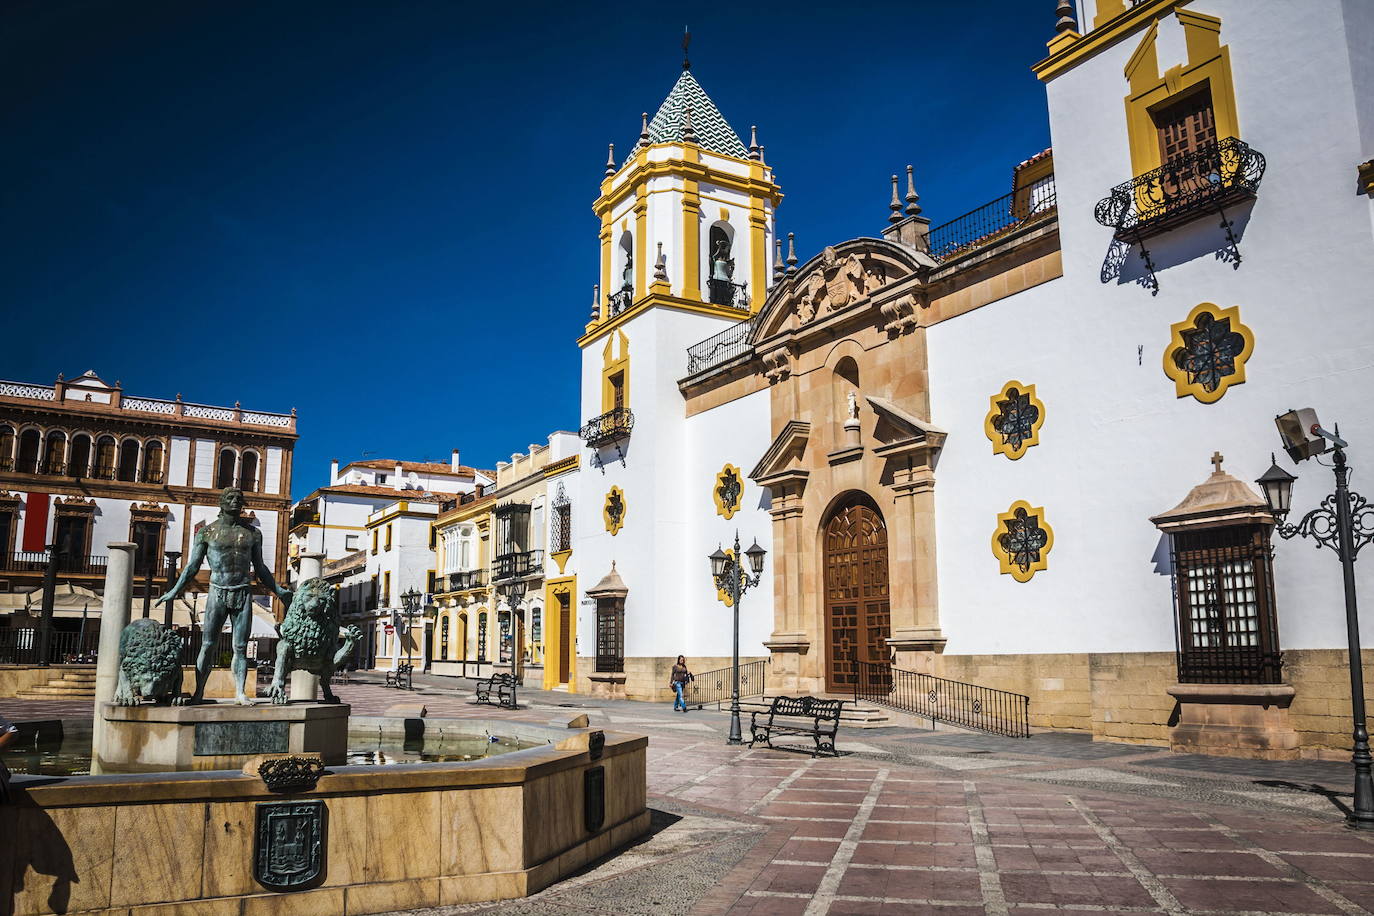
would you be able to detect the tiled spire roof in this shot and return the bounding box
[637,70,747,160]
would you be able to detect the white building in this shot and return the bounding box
[363,498,442,671]
[567,3,1374,759]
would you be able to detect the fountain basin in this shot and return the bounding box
[4,722,648,915]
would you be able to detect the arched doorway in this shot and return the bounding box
[823,493,891,692]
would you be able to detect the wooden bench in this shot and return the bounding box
[749,696,845,757]
[475,672,518,709]
[385,664,413,689]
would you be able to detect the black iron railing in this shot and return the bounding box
[686,659,767,709]
[580,407,634,448]
[0,551,109,575]
[927,177,1058,261]
[855,658,1030,738]
[707,279,750,309]
[608,287,633,316]
[0,628,100,665]
[438,569,487,592]
[492,550,543,581]
[1094,137,1265,240]
[685,316,756,376]
[177,631,236,667]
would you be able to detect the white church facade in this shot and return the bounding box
[569,0,1374,759]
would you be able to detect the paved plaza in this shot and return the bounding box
[7,674,1374,915]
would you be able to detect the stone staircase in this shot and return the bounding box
[14,668,98,699]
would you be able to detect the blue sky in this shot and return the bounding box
[1,1,1054,499]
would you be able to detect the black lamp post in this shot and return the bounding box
[502,580,527,683]
[401,588,421,682]
[1256,409,1374,829]
[709,531,767,745]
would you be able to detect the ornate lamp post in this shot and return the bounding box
[400,588,421,679]
[502,579,527,683]
[709,531,767,745]
[1256,409,1374,829]
[162,551,182,628]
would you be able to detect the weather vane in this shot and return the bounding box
[682,26,691,71]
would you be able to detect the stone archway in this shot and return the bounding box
[822,493,891,692]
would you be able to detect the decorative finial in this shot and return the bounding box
[605,143,616,177]
[235,400,241,409]
[1211,451,1224,474]
[888,175,903,224]
[638,111,650,148]
[1055,0,1075,33]
[291,407,297,417]
[176,393,182,402]
[56,371,64,382]
[591,283,600,321]
[682,104,697,144]
[748,125,761,161]
[904,165,922,217]
[773,238,784,282]
[654,242,669,282]
[682,26,691,70]
[785,232,798,275]
[758,145,766,164]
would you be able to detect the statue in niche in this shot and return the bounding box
[621,248,634,291]
[157,487,293,705]
[710,238,735,281]
[847,391,859,420]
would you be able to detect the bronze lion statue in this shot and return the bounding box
[268,577,361,705]
[115,617,187,705]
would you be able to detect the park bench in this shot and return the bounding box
[475,672,518,709]
[385,664,413,690]
[749,696,845,757]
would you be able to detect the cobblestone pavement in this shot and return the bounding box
[7,673,1374,915]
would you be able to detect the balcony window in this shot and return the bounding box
[239,450,259,491]
[16,429,40,474]
[69,434,91,478]
[94,435,116,479]
[0,425,13,471]
[117,439,141,482]
[42,431,66,475]
[595,597,624,673]
[215,448,237,489]
[143,440,165,484]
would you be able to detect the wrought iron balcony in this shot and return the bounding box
[492,550,544,582]
[1094,137,1266,242]
[685,316,756,377]
[608,286,633,316]
[437,569,487,592]
[707,279,750,309]
[927,176,1058,261]
[580,407,634,448]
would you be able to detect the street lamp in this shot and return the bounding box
[401,588,421,680]
[1256,409,1374,829]
[708,531,766,745]
[502,580,527,683]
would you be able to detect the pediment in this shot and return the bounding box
[749,420,811,486]
[867,396,946,461]
[754,238,936,341]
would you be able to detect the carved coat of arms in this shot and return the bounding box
[254,800,326,891]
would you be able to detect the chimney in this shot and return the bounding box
[393,463,403,490]
[329,459,339,485]
[451,449,461,472]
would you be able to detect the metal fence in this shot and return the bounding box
[0,629,99,665]
[685,316,756,377]
[685,659,767,709]
[854,658,1029,738]
[926,177,1058,261]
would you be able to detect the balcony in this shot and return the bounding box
[0,550,110,575]
[1094,137,1266,242]
[685,316,756,377]
[436,569,488,593]
[707,279,750,310]
[492,550,544,582]
[580,407,634,449]
[608,286,633,317]
[926,176,1058,261]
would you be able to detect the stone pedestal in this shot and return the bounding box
[96,701,350,772]
[289,670,320,701]
[1166,683,1299,760]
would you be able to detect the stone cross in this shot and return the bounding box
[1211,451,1224,473]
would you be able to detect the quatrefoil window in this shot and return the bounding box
[992,501,1054,583]
[1163,303,1254,404]
[714,464,743,519]
[984,381,1045,459]
[603,486,626,536]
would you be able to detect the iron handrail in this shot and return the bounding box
[926,177,1058,261]
[685,316,756,377]
[685,659,767,709]
[854,658,1030,738]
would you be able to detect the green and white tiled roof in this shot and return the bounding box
[637,70,748,160]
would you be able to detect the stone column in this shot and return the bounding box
[289,552,325,700]
[92,542,135,773]
[889,464,945,673]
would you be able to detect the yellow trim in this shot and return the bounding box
[713,463,744,520]
[991,501,1054,583]
[579,291,761,349]
[1123,10,1239,181]
[984,381,1046,461]
[594,146,783,215]
[634,189,648,302]
[542,455,580,477]
[551,548,572,575]
[601,330,630,414]
[597,217,612,323]
[749,205,768,313]
[384,523,392,551]
[603,485,626,536]
[1163,302,1255,404]
[542,576,577,690]
[1032,0,1186,83]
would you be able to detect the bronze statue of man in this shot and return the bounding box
[157,487,291,705]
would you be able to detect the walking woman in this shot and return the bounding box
[670,655,694,713]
